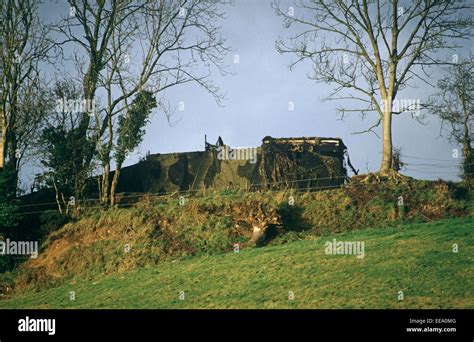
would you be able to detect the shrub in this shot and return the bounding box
[39,211,71,239]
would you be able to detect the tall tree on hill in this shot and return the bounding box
[274,0,473,174]
[0,0,52,189]
[55,0,230,205]
[427,59,473,182]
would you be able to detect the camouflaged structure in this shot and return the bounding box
[113,136,348,194]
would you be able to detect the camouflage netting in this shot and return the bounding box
[257,142,345,190]
[113,136,348,194]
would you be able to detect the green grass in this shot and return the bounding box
[0,217,472,309]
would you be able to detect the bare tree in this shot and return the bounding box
[0,0,52,185]
[52,0,138,201]
[427,59,473,181]
[55,0,230,205]
[274,0,473,174]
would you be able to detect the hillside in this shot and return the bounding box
[0,217,472,309]
[2,178,470,292]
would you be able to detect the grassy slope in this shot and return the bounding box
[1,217,472,309]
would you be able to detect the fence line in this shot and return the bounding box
[3,171,473,218]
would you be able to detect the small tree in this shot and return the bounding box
[0,0,53,191]
[38,80,94,213]
[110,90,157,205]
[392,147,405,172]
[427,60,473,182]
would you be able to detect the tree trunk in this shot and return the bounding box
[462,116,472,181]
[0,124,6,169]
[6,128,19,191]
[380,104,393,173]
[110,163,122,206]
[53,181,63,214]
[97,174,102,205]
[101,105,113,206]
[8,134,17,171]
[101,163,110,205]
